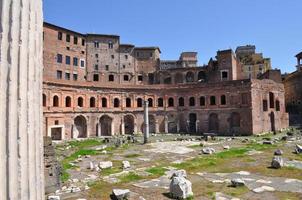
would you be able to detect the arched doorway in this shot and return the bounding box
[270,112,275,132]
[188,113,197,133]
[168,114,178,133]
[124,115,135,134]
[99,115,113,136]
[198,71,206,82]
[209,113,219,132]
[230,112,240,135]
[186,71,194,82]
[73,115,87,138]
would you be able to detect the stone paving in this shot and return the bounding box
[197,171,302,193]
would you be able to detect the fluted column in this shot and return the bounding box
[0,0,44,199]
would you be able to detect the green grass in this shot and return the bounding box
[119,172,143,183]
[145,167,167,176]
[67,139,103,149]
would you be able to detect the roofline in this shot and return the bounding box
[134,47,161,53]
[43,22,85,37]
[86,33,120,38]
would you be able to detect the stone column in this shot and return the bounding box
[144,100,149,143]
[0,0,44,199]
[164,116,169,133]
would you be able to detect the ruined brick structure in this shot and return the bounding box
[43,22,288,140]
[236,45,272,79]
[283,51,302,125]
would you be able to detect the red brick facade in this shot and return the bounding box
[43,22,288,140]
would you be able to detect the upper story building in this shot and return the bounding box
[236,45,271,79]
[42,22,288,140]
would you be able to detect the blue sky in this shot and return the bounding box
[43,0,302,73]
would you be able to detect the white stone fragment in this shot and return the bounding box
[99,161,113,169]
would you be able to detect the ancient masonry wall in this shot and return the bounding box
[0,0,44,199]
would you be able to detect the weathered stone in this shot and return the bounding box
[271,156,284,169]
[169,176,193,199]
[111,189,130,200]
[274,149,283,155]
[202,147,215,154]
[48,196,60,200]
[230,178,245,187]
[88,161,94,170]
[171,169,187,178]
[223,145,230,150]
[263,140,274,145]
[295,144,302,154]
[122,161,131,169]
[99,161,113,169]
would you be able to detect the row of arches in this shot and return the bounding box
[44,94,229,108]
[51,112,243,140]
[159,70,207,84]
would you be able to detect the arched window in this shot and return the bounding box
[65,96,71,107]
[109,74,114,82]
[276,100,280,111]
[175,73,184,84]
[200,96,205,106]
[189,97,195,106]
[198,71,206,82]
[43,94,46,107]
[148,98,153,107]
[102,97,107,108]
[126,98,131,107]
[168,97,174,107]
[210,96,216,105]
[137,98,143,107]
[114,98,120,108]
[178,97,184,107]
[221,95,226,105]
[78,97,84,107]
[186,71,194,82]
[53,95,59,107]
[269,92,274,108]
[158,98,164,107]
[90,97,96,107]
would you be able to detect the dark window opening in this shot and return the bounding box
[148,73,154,84]
[53,96,59,107]
[220,95,226,105]
[222,71,228,79]
[94,64,98,70]
[137,98,143,107]
[65,96,71,107]
[90,97,96,107]
[111,55,114,59]
[114,98,120,108]
[148,98,153,107]
[78,97,84,107]
[124,75,129,81]
[57,54,62,63]
[54,120,59,125]
[65,73,70,80]
[43,94,46,107]
[58,32,62,40]
[93,74,99,81]
[210,96,216,105]
[102,98,107,107]
[109,75,114,82]
[168,98,174,107]
[263,100,268,111]
[73,57,78,66]
[138,75,143,81]
[66,34,70,42]
[80,60,85,67]
[158,98,163,107]
[179,97,184,107]
[126,98,131,107]
[82,39,85,46]
[65,56,70,65]
[73,74,78,81]
[108,42,113,49]
[56,70,62,79]
[125,55,128,59]
[74,36,78,44]
[94,41,99,48]
[200,96,205,106]
[269,92,274,108]
[105,65,109,71]
[276,100,280,111]
[189,97,195,106]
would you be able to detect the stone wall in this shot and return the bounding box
[0,0,44,199]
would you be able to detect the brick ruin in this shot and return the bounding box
[42,22,289,140]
